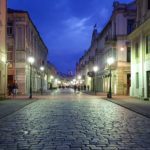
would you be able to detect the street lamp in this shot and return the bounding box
[40,66,44,95]
[93,66,99,94]
[77,75,82,91]
[107,57,114,98]
[28,56,35,99]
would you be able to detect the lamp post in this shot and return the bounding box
[93,66,98,94]
[40,66,44,95]
[77,75,81,91]
[28,56,35,99]
[107,57,114,98]
[50,75,54,89]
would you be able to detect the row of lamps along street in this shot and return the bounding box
[28,56,114,99]
[76,57,114,98]
[27,56,45,99]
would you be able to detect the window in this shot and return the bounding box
[148,0,150,10]
[127,19,135,34]
[146,35,150,54]
[7,52,13,61]
[127,47,131,62]
[135,43,139,58]
[136,72,139,88]
[16,26,25,50]
[7,22,13,36]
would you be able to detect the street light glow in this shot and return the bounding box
[120,47,124,51]
[78,75,81,80]
[107,57,114,65]
[28,56,35,64]
[40,66,44,71]
[93,66,98,72]
[50,75,54,79]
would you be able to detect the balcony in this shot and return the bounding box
[89,56,94,62]
[105,35,117,45]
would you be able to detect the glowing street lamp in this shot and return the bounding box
[40,66,45,95]
[120,47,125,51]
[28,56,35,99]
[77,75,82,91]
[93,66,99,94]
[107,57,114,98]
[77,75,81,80]
[93,66,98,72]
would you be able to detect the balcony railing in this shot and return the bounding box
[105,35,117,45]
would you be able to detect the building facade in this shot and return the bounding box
[129,0,150,99]
[7,9,48,95]
[47,61,58,89]
[0,0,7,97]
[77,1,136,95]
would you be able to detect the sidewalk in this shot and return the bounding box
[84,91,150,118]
[106,95,150,118]
[0,99,36,119]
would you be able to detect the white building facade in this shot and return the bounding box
[129,0,150,99]
[76,1,136,95]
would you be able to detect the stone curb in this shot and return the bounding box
[105,98,150,119]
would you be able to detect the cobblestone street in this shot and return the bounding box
[0,89,150,150]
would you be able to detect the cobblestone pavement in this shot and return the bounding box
[0,100,36,119]
[0,89,150,150]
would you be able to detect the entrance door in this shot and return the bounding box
[147,71,150,97]
[8,75,13,85]
[127,74,131,95]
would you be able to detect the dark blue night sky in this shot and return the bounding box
[8,0,132,74]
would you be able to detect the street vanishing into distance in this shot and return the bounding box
[0,89,150,150]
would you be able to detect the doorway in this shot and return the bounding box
[127,74,131,95]
[8,75,14,86]
[147,71,150,97]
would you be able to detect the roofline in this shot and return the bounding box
[8,8,48,53]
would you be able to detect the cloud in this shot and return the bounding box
[99,8,109,19]
[64,17,90,31]
[9,0,131,73]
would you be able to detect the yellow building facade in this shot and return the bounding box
[7,9,48,95]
